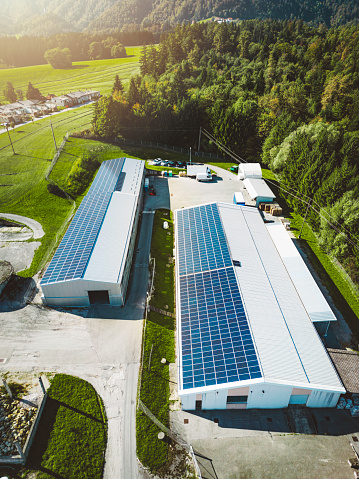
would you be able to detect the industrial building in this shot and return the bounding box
[174,202,345,410]
[243,178,276,207]
[41,157,145,307]
[238,163,262,180]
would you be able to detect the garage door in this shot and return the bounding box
[289,394,309,405]
[88,290,110,305]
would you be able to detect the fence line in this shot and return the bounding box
[40,132,75,274]
[45,132,69,180]
[116,137,226,161]
[148,305,175,318]
[138,399,202,478]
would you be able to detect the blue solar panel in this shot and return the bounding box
[180,267,262,390]
[41,158,126,286]
[89,157,124,194]
[176,204,232,276]
[40,192,112,285]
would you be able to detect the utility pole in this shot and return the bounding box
[5,124,15,154]
[299,199,312,239]
[190,146,192,164]
[198,126,202,151]
[50,120,57,151]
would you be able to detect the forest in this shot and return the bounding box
[92,19,359,284]
[88,0,359,33]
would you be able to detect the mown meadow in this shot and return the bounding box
[0,47,141,103]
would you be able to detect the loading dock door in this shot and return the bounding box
[88,290,110,305]
[289,394,309,405]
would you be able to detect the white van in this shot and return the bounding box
[196,172,212,182]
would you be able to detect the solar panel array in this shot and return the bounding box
[176,204,232,276]
[89,157,124,194]
[41,192,112,285]
[177,203,262,391]
[41,158,126,286]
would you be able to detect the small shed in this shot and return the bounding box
[243,178,275,207]
[238,163,262,180]
[233,192,245,205]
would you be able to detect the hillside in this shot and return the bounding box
[1,0,359,36]
[87,0,359,32]
[0,0,118,35]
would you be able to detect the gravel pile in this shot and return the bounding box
[0,394,37,456]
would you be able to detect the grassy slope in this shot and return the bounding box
[0,49,140,276]
[137,209,175,472]
[25,374,107,479]
[0,47,141,103]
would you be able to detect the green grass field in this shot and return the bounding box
[137,209,175,473]
[24,374,107,479]
[0,47,141,103]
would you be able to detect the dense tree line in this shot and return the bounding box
[87,0,359,33]
[93,20,359,283]
[0,31,156,68]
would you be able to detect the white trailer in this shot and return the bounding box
[187,164,210,177]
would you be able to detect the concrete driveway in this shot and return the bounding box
[0,209,154,479]
[146,165,239,213]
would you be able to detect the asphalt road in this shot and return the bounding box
[0,208,154,479]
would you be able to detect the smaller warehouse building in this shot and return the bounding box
[41,157,145,307]
[243,177,276,207]
[238,163,262,180]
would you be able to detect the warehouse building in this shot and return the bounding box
[238,163,262,180]
[41,157,145,307]
[175,203,345,410]
[243,178,276,207]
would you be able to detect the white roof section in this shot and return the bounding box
[84,192,137,283]
[120,158,145,196]
[217,203,343,391]
[243,178,275,200]
[84,157,144,284]
[266,223,337,323]
[239,163,262,179]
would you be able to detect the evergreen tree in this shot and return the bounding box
[4,82,17,103]
[112,75,124,95]
[26,82,44,101]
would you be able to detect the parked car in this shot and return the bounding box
[167,161,177,167]
[153,158,162,165]
[176,161,186,168]
[161,160,169,166]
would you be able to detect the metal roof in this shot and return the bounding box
[238,163,262,178]
[41,158,144,287]
[218,203,343,390]
[267,223,337,322]
[175,202,344,395]
[84,192,137,283]
[243,178,275,200]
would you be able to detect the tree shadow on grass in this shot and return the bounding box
[26,397,63,477]
[27,395,106,479]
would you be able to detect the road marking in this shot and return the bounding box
[142,211,155,214]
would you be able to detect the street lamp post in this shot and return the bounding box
[190,147,192,164]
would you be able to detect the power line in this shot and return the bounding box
[200,127,359,253]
